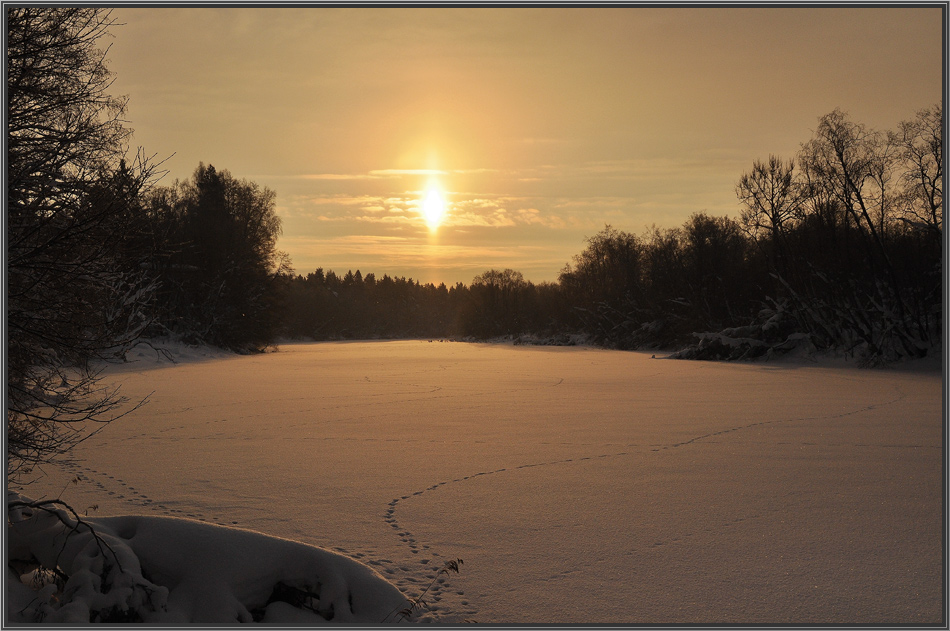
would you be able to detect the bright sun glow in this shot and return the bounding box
[422,188,445,230]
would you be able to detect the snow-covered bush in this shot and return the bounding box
[7,494,407,623]
[670,300,818,362]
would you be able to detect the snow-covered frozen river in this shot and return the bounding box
[22,340,943,624]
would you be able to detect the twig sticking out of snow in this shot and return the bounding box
[382,558,465,623]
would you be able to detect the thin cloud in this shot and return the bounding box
[369,169,449,176]
[265,173,386,181]
[449,168,502,175]
[281,188,628,232]
[306,173,384,180]
[273,158,738,186]
[329,234,411,245]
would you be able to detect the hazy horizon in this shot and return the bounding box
[107,6,942,285]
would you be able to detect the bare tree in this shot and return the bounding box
[7,8,158,479]
[736,155,800,277]
[787,109,935,360]
[894,104,943,238]
[798,109,898,273]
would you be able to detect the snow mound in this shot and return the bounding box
[119,336,237,367]
[7,494,407,623]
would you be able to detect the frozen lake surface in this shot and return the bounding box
[21,340,943,624]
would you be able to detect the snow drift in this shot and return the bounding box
[7,492,408,623]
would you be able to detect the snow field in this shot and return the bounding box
[12,340,943,623]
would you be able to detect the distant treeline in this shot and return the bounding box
[278,267,562,341]
[279,106,942,364]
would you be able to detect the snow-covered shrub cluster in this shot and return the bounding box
[7,493,407,623]
[513,332,592,347]
[670,301,816,361]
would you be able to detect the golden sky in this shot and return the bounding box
[107,6,942,285]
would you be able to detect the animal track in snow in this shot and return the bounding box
[383,382,911,586]
[59,462,228,525]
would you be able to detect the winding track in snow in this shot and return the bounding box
[379,380,915,618]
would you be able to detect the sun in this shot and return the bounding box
[422,187,446,230]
